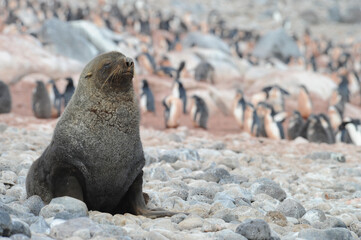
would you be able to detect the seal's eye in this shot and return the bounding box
[103,62,111,69]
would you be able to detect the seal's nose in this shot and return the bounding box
[125,57,134,67]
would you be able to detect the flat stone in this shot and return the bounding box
[0,211,12,237]
[265,211,288,227]
[251,178,287,201]
[298,227,354,240]
[235,219,271,240]
[305,152,346,163]
[23,196,44,216]
[276,199,306,219]
[10,219,31,238]
[40,197,88,219]
[50,217,102,239]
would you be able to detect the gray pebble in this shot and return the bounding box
[40,196,88,219]
[29,217,50,234]
[10,234,30,240]
[235,219,271,240]
[251,178,287,201]
[171,213,188,224]
[215,229,247,240]
[276,198,306,218]
[10,219,31,238]
[50,217,102,239]
[305,151,346,163]
[302,209,326,226]
[298,227,354,240]
[23,196,44,216]
[0,211,12,237]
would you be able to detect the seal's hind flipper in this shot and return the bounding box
[115,171,178,218]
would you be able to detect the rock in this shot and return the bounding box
[146,167,170,181]
[23,196,45,216]
[182,32,231,55]
[251,178,287,201]
[171,213,188,224]
[178,216,204,230]
[203,168,231,183]
[349,221,361,237]
[50,217,103,239]
[97,224,128,238]
[298,228,354,240]
[9,234,30,240]
[341,6,361,23]
[29,217,50,234]
[0,123,7,133]
[10,219,31,238]
[276,198,306,219]
[6,186,26,201]
[215,229,247,240]
[40,196,88,219]
[265,211,287,227]
[302,209,326,226]
[0,211,12,237]
[38,19,97,63]
[0,171,17,185]
[305,152,346,163]
[189,187,215,200]
[0,81,11,114]
[235,219,271,240]
[252,28,301,62]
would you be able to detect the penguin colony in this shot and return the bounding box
[1,0,361,146]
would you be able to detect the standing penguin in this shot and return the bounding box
[32,81,52,119]
[243,103,257,136]
[287,110,304,140]
[262,85,290,113]
[172,61,187,113]
[297,85,312,119]
[262,103,287,140]
[47,79,62,117]
[190,95,209,129]
[139,79,155,114]
[162,95,182,128]
[299,114,335,144]
[233,89,246,129]
[0,80,11,114]
[336,119,361,146]
[63,77,75,108]
[328,105,343,130]
[194,61,215,84]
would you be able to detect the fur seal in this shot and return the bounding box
[26,51,175,218]
[0,80,11,114]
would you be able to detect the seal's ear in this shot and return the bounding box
[85,72,92,79]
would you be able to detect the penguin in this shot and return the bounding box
[243,103,257,136]
[262,103,287,140]
[190,95,209,129]
[172,61,187,113]
[299,114,335,144]
[337,119,361,146]
[328,105,343,130]
[47,79,62,117]
[32,81,52,119]
[162,95,182,128]
[194,61,215,84]
[139,79,155,114]
[329,88,345,117]
[135,52,157,75]
[0,80,11,114]
[338,75,350,103]
[297,85,312,119]
[262,85,290,113]
[287,110,304,140]
[251,91,268,107]
[233,89,246,129]
[63,77,75,108]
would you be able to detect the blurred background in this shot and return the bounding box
[0,0,360,142]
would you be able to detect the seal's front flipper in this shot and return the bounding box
[52,168,84,202]
[116,171,177,218]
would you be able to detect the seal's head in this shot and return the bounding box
[80,51,134,95]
